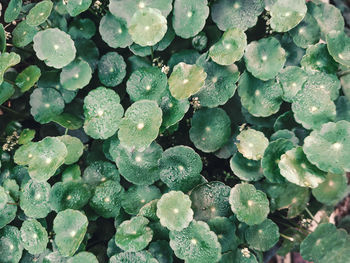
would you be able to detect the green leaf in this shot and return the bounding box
[168,62,207,100]
[110,251,159,263]
[148,240,174,263]
[336,96,350,122]
[99,12,132,48]
[172,0,209,39]
[0,187,8,211]
[139,199,159,221]
[270,0,307,32]
[115,142,163,186]
[278,146,327,188]
[277,66,307,103]
[0,195,17,229]
[303,121,350,174]
[312,173,347,205]
[12,21,38,48]
[230,152,264,182]
[83,87,124,139]
[244,37,286,81]
[33,28,76,69]
[128,7,167,46]
[229,183,269,225]
[115,216,153,252]
[67,252,98,263]
[301,43,339,74]
[60,59,92,91]
[15,65,41,92]
[66,0,92,17]
[156,191,193,231]
[58,135,84,165]
[304,71,341,101]
[236,128,269,161]
[4,0,22,23]
[0,81,15,105]
[0,226,23,263]
[326,30,350,67]
[292,86,336,130]
[121,185,161,215]
[83,160,120,186]
[211,0,264,31]
[53,209,88,257]
[289,13,320,49]
[207,217,238,253]
[29,87,65,124]
[190,181,231,222]
[159,145,202,191]
[126,66,167,102]
[245,219,279,251]
[75,39,100,70]
[89,180,123,218]
[118,100,162,150]
[262,139,295,183]
[0,52,21,86]
[169,220,221,263]
[19,179,51,218]
[52,112,83,130]
[97,52,126,87]
[209,28,247,66]
[68,18,96,40]
[109,0,173,24]
[189,107,231,153]
[0,24,6,53]
[20,219,48,255]
[26,1,53,26]
[14,137,67,182]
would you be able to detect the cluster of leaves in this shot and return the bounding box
[1,0,350,262]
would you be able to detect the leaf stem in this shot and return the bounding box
[150,46,154,61]
[304,207,320,224]
[0,105,23,117]
[7,202,18,206]
[280,233,295,242]
[337,69,350,78]
[3,78,16,86]
[65,128,68,135]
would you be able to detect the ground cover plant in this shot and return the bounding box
[1,0,350,262]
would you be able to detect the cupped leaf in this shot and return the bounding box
[244,37,286,81]
[301,43,338,74]
[0,81,14,105]
[49,181,91,212]
[189,107,231,153]
[128,7,167,46]
[312,173,347,205]
[262,139,295,183]
[289,14,320,49]
[0,52,21,85]
[238,71,283,117]
[229,183,269,225]
[230,152,264,182]
[15,65,41,92]
[4,0,22,23]
[278,146,327,188]
[168,62,207,100]
[19,179,51,218]
[83,161,120,186]
[89,180,123,218]
[156,191,193,231]
[33,28,76,69]
[60,59,92,91]
[83,87,124,139]
[304,71,341,101]
[190,181,231,222]
[68,18,96,40]
[121,185,161,215]
[110,251,159,263]
[245,219,279,251]
[115,142,163,186]
[126,67,167,102]
[277,66,307,103]
[139,199,159,221]
[52,113,83,130]
[75,39,100,70]
[194,54,239,108]
[12,21,38,48]
[172,0,209,39]
[67,252,98,263]
[99,12,132,48]
[0,226,23,263]
[26,1,53,26]
[292,87,336,130]
[53,209,88,257]
[118,100,162,150]
[303,121,350,174]
[208,217,238,253]
[236,128,269,161]
[98,52,126,87]
[211,0,264,31]
[270,0,307,32]
[20,219,48,255]
[14,137,67,182]
[327,30,350,67]
[58,135,84,165]
[66,0,92,17]
[209,28,247,66]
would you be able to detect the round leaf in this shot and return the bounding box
[20,219,48,255]
[60,59,92,91]
[98,52,126,87]
[26,1,53,26]
[245,219,279,251]
[236,129,269,161]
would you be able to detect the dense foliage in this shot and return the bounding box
[1,0,350,262]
